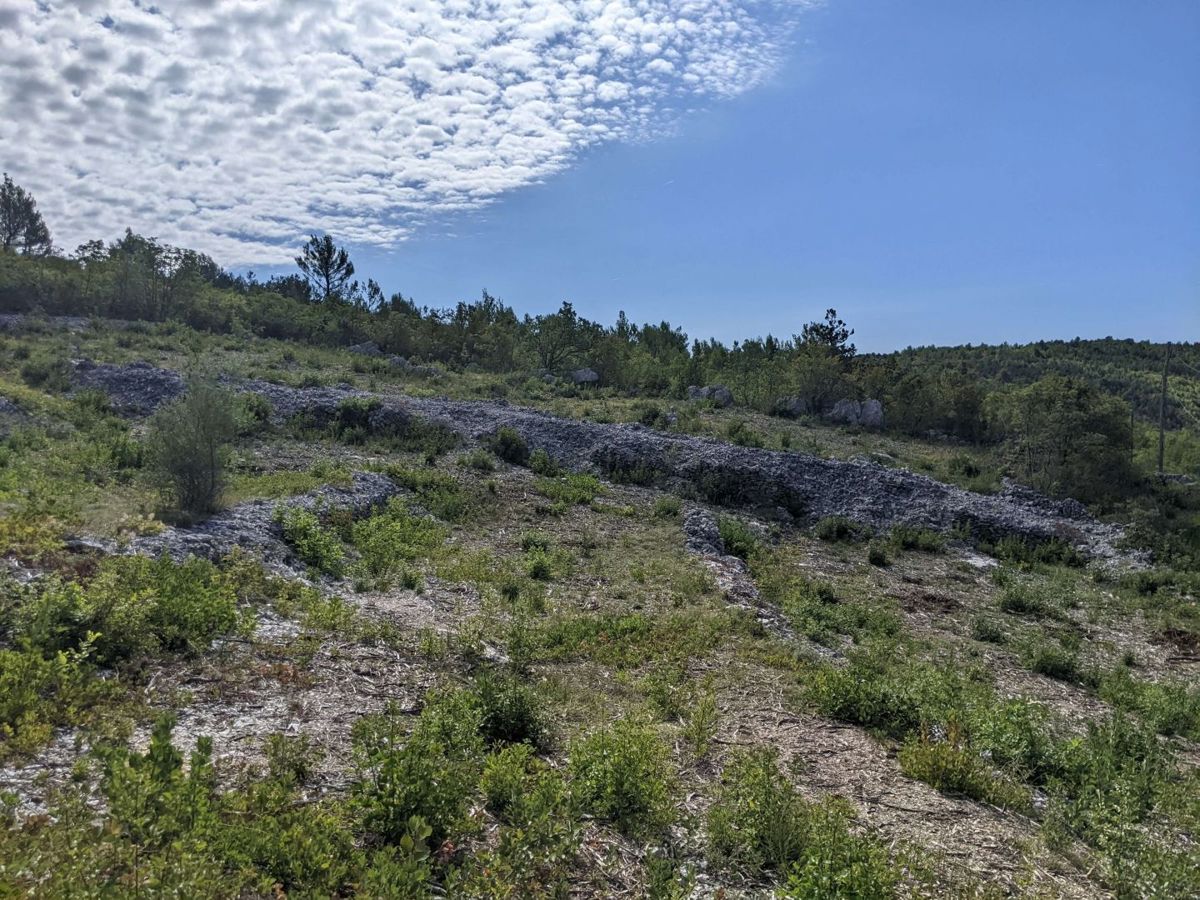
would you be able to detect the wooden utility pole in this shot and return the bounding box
[1158,342,1171,474]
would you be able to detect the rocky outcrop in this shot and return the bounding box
[774,396,809,418]
[826,397,884,428]
[571,368,599,385]
[71,359,185,415]
[347,341,383,357]
[70,361,1139,565]
[130,471,400,568]
[687,385,734,407]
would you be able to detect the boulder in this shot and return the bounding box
[859,399,884,428]
[347,341,383,357]
[687,385,734,408]
[828,398,862,426]
[571,368,600,385]
[387,355,408,368]
[774,396,809,418]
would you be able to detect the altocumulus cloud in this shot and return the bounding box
[0,0,809,265]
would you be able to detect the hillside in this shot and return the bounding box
[0,314,1198,898]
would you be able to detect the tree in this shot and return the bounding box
[989,376,1136,504]
[0,174,52,255]
[147,381,239,516]
[799,308,856,364]
[295,234,355,303]
[528,301,594,372]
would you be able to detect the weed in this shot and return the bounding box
[275,505,345,576]
[718,516,758,560]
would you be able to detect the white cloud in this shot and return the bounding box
[0,0,811,265]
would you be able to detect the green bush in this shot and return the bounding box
[568,720,675,837]
[351,498,446,586]
[481,742,539,820]
[529,448,562,476]
[814,516,868,543]
[146,380,238,515]
[887,525,944,553]
[18,554,241,667]
[485,426,529,465]
[866,542,890,567]
[385,465,471,521]
[718,516,758,560]
[458,448,496,472]
[709,747,898,897]
[536,472,602,507]
[473,670,545,747]
[653,495,682,519]
[353,691,485,844]
[898,722,1029,810]
[275,505,345,576]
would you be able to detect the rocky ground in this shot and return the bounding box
[73,359,1139,566]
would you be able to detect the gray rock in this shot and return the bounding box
[828,398,862,426]
[774,396,809,418]
[859,399,884,428]
[388,355,408,368]
[687,385,734,407]
[347,341,383,357]
[130,471,401,569]
[571,368,600,385]
[73,361,1141,566]
[71,359,186,415]
[541,373,557,384]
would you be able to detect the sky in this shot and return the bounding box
[1,0,1197,352]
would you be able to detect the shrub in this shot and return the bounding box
[351,498,446,585]
[481,742,539,819]
[18,554,241,667]
[473,670,545,747]
[569,720,675,836]
[724,420,765,448]
[485,426,529,465]
[866,542,890,567]
[529,448,561,476]
[536,472,601,507]
[718,516,758,560]
[146,380,238,515]
[332,396,380,444]
[814,516,867,543]
[898,721,1029,810]
[970,615,1006,644]
[353,691,485,844]
[887,525,944,553]
[709,747,898,897]
[457,448,496,472]
[275,506,346,577]
[385,466,469,521]
[653,495,682,519]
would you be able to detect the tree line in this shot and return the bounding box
[1,176,1195,507]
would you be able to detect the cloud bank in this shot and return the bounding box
[0,1,806,264]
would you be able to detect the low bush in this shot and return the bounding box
[485,426,529,465]
[718,516,758,560]
[653,495,682,519]
[350,498,446,586]
[536,472,602,507]
[897,720,1029,810]
[568,720,675,837]
[887,525,945,553]
[708,747,898,897]
[473,670,545,747]
[529,448,562,476]
[353,691,485,844]
[275,505,345,577]
[814,516,868,543]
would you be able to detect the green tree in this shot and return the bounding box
[296,234,355,303]
[990,375,1136,503]
[0,173,52,256]
[799,308,855,364]
[147,381,239,515]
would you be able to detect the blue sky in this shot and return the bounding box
[347,0,1199,352]
[6,1,1197,353]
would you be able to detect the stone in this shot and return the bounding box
[828,398,861,425]
[388,355,408,368]
[774,396,808,418]
[687,385,734,407]
[571,367,600,385]
[859,399,884,428]
[347,341,383,357]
